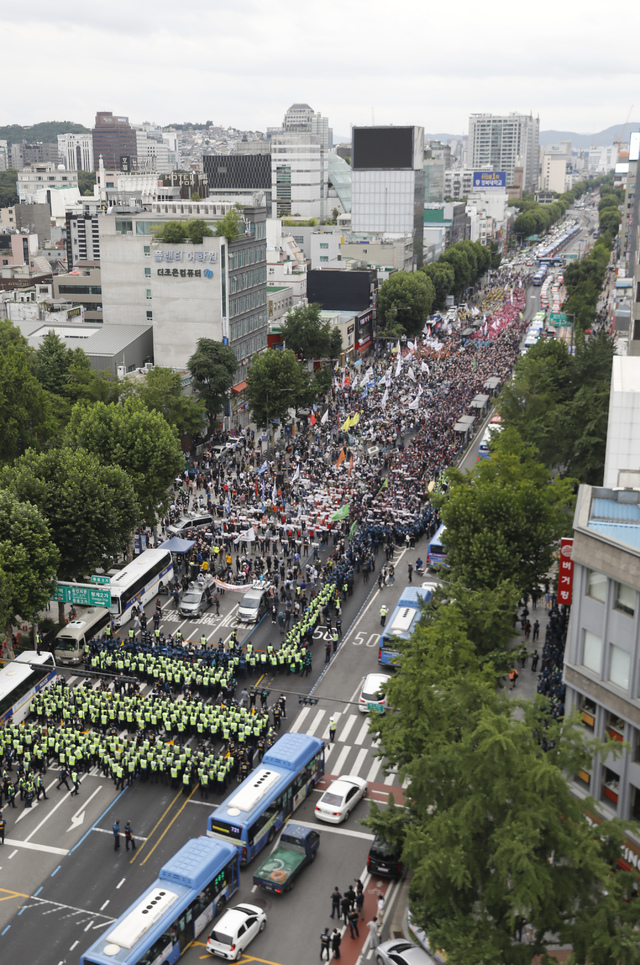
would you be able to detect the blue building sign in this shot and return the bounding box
[473,172,506,189]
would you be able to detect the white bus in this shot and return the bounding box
[0,650,57,726]
[108,549,174,626]
[54,606,112,665]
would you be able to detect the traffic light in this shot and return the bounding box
[298,697,318,706]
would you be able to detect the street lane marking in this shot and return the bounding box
[0,888,30,903]
[140,783,201,866]
[1,839,68,856]
[292,819,374,840]
[100,900,110,911]
[331,745,351,775]
[129,787,183,865]
[116,878,126,889]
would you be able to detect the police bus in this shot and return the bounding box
[477,416,504,459]
[80,837,240,965]
[108,549,174,627]
[0,650,57,726]
[378,584,435,666]
[207,732,325,865]
[426,524,447,570]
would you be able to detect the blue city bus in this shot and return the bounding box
[207,732,325,865]
[378,585,434,666]
[426,524,447,570]
[80,837,240,965]
[0,651,57,726]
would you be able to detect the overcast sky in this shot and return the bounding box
[3,0,638,140]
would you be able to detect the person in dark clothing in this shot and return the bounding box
[348,909,360,938]
[124,820,136,851]
[113,820,121,851]
[340,894,350,923]
[331,929,342,959]
[320,928,331,960]
[330,887,342,918]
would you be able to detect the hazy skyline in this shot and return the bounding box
[2,0,638,140]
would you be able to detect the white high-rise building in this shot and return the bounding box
[270,133,327,220]
[58,133,94,172]
[468,113,540,193]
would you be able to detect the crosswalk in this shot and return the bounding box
[289,707,402,786]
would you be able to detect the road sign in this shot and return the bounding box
[549,312,572,326]
[51,582,112,607]
[90,575,110,585]
[367,702,385,714]
[564,252,578,261]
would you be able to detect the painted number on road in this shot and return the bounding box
[353,632,380,648]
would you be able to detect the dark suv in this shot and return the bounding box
[367,836,404,879]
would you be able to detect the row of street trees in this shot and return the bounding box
[376,240,499,337]
[367,428,639,963]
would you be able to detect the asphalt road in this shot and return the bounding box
[0,227,591,964]
[0,532,421,965]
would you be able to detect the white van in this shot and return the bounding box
[168,513,214,535]
[237,583,271,623]
[54,606,111,665]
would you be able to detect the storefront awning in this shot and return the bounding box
[232,381,248,393]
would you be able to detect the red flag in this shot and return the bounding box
[255,480,259,497]
[336,448,346,468]
[310,412,317,426]
[348,454,354,475]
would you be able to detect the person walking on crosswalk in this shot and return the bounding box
[329,717,337,743]
[380,604,388,628]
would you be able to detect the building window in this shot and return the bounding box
[146,289,152,300]
[614,581,635,616]
[145,267,151,277]
[320,243,329,249]
[582,630,602,674]
[601,766,619,806]
[320,256,329,263]
[144,245,151,256]
[586,569,607,603]
[606,710,625,743]
[146,310,153,319]
[608,644,630,690]
[631,785,640,822]
[579,694,596,730]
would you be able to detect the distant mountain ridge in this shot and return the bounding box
[539,124,640,149]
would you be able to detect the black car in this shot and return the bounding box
[367,836,404,879]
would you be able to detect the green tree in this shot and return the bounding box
[215,209,244,241]
[185,218,213,244]
[366,607,637,965]
[187,339,238,425]
[599,207,621,236]
[155,221,187,243]
[439,246,472,294]
[377,271,435,336]
[489,240,502,269]
[0,169,19,207]
[420,262,455,310]
[0,488,59,652]
[1,448,139,622]
[0,319,54,462]
[122,367,205,437]
[245,349,311,429]
[77,171,96,196]
[33,330,71,395]
[65,398,182,523]
[436,428,575,595]
[280,303,342,361]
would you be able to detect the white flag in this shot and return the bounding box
[291,464,300,483]
[421,360,429,375]
[407,366,416,382]
[381,387,389,409]
[272,483,277,503]
[395,357,402,378]
[321,409,329,424]
[235,526,256,544]
[417,383,423,397]
[408,396,420,410]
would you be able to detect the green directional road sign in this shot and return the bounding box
[51,582,112,607]
[90,575,111,585]
[550,312,568,324]
[367,702,386,714]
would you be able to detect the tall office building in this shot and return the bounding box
[58,133,94,171]
[270,133,328,220]
[0,139,8,171]
[351,125,425,267]
[468,113,539,193]
[91,112,138,171]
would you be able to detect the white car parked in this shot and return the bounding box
[206,903,267,960]
[315,774,368,824]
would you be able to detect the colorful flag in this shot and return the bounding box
[377,477,389,497]
[257,459,268,475]
[330,503,350,521]
[309,411,317,426]
[348,454,354,475]
[336,448,346,468]
[349,520,358,539]
[341,416,351,432]
[351,412,360,427]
